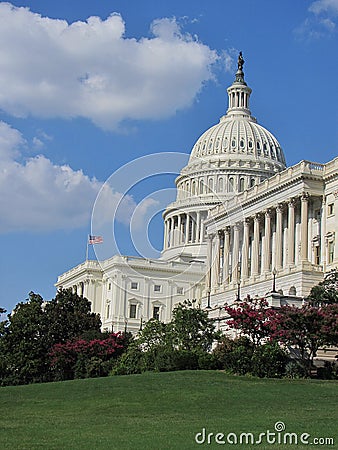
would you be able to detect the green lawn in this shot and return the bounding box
[0,371,337,449]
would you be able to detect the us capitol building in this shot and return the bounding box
[56,54,338,332]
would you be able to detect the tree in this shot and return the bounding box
[171,301,219,352]
[270,304,338,375]
[224,297,278,347]
[136,318,172,351]
[308,270,338,305]
[0,292,49,384]
[44,288,101,347]
[0,289,102,385]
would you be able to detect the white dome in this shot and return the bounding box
[189,55,286,170]
[189,114,286,169]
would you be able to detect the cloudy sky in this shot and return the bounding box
[1,0,338,313]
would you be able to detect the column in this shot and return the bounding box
[177,214,182,246]
[300,193,309,262]
[263,209,271,272]
[163,219,168,250]
[222,227,230,284]
[191,213,195,243]
[206,234,213,293]
[232,223,240,282]
[168,218,172,248]
[185,214,190,244]
[252,214,260,275]
[275,204,283,270]
[200,214,205,242]
[241,218,250,279]
[288,199,295,266]
[212,231,221,288]
[196,211,201,243]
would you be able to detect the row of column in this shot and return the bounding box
[206,193,311,291]
[163,211,206,249]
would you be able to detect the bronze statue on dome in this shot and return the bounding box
[238,52,244,71]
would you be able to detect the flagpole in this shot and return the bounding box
[86,235,89,261]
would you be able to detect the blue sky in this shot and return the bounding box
[1,0,338,313]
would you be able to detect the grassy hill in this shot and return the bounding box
[0,371,337,449]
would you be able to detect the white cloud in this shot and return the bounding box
[309,0,338,15]
[296,0,338,39]
[0,121,102,232]
[0,121,160,233]
[0,4,221,130]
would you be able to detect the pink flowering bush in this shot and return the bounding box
[50,332,126,380]
[223,298,338,378]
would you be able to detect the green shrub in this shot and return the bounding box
[197,352,220,370]
[285,360,309,379]
[251,343,287,378]
[111,346,143,375]
[213,337,254,375]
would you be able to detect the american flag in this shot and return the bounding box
[88,235,103,244]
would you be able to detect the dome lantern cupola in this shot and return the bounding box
[226,51,252,117]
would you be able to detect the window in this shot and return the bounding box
[229,177,234,191]
[239,178,245,192]
[328,203,334,216]
[106,303,110,319]
[208,178,213,193]
[177,287,184,295]
[108,282,111,291]
[250,178,255,187]
[329,241,334,263]
[192,181,196,195]
[315,246,320,265]
[154,284,161,293]
[131,282,138,290]
[153,306,160,320]
[199,180,204,195]
[129,304,137,319]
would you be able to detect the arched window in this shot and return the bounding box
[199,179,204,195]
[218,177,224,192]
[192,181,196,195]
[208,178,213,193]
[250,178,255,187]
[229,177,234,191]
[239,178,245,192]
